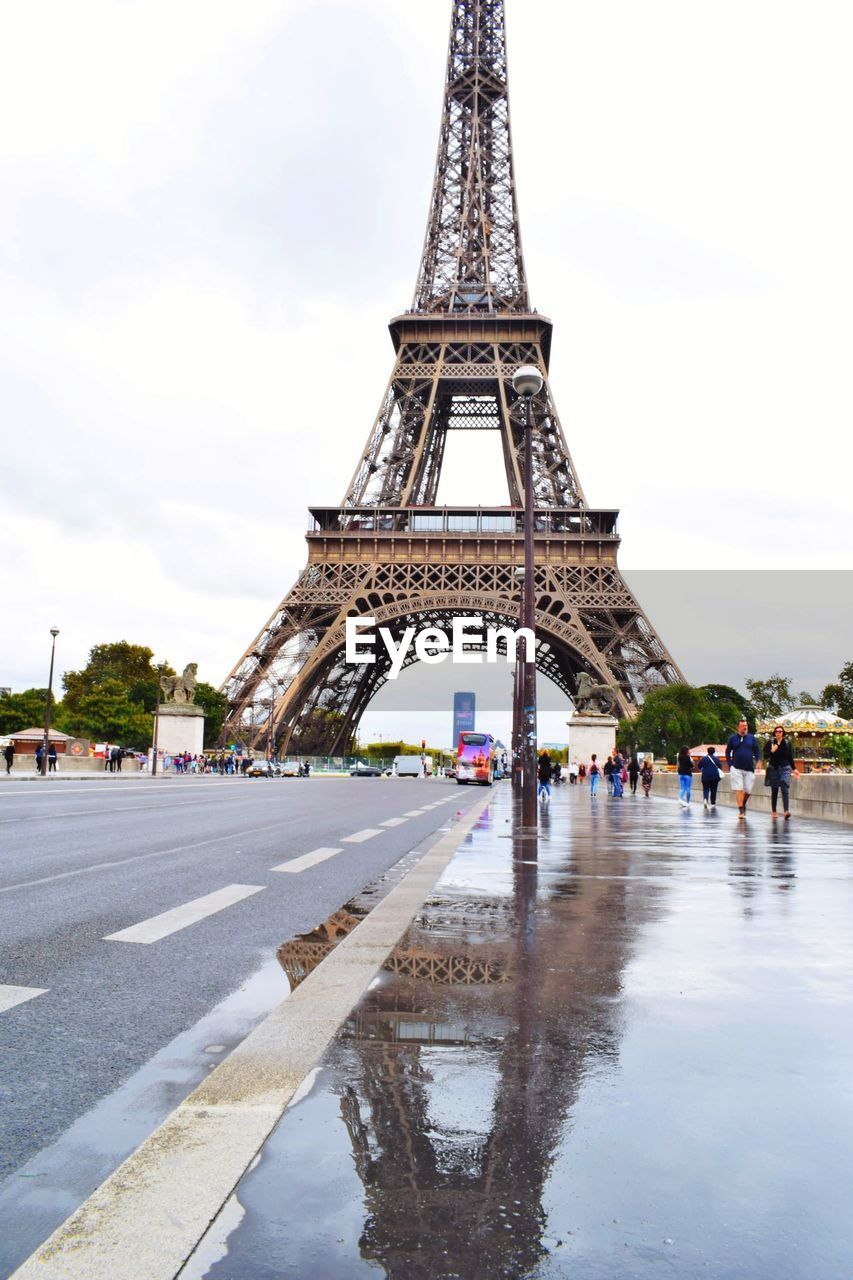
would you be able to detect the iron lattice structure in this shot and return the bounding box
[220,0,682,754]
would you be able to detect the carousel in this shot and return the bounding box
[756,705,853,770]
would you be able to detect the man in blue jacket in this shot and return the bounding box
[725,718,761,819]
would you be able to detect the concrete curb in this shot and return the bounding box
[11,789,494,1280]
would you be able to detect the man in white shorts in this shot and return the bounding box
[725,718,761,819]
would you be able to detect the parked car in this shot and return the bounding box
[280,760,302,777]
[247,759,275,777]
[350,761,382,777]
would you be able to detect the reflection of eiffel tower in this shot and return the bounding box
[330,856,656,1278]
[220,0,683,755]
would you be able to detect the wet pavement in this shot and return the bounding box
[184,785,853,1280]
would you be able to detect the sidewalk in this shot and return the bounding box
[13,784,853,1278]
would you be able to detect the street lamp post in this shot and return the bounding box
[151,662,164,776]
[512,364,544,831]
[41,627,59,777]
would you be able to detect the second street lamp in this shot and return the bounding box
[41,627,60,777]
[512,364,544,832]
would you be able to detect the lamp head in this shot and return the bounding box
[50,627,59,638]
[512,365,543,397]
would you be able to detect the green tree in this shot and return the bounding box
[829,734,853,768]
[619,684,728,763]
[744,674,795,720]
[820,662,853,719]
[0,688,57,736]
[698,684,755,732]
[797,691,819,706]
[193,682,228,748]
[65,677,153,748]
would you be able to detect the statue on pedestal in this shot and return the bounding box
[574,672,620,718]
[160,664,198,705]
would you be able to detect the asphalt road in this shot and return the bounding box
[0,774,478,1184]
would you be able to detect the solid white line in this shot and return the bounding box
[341,828,383,844]
[380,817,408,827]
[270,847,343,874]
[0,984,48,1014]
[104,885,266,944]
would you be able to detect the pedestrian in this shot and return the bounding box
[764,725,798,820]
[304,761,311,778]
[627,753,640,795]
[640,756,654,796]
[537,750,552,803]
[603,753,614,795]
[588,753,601,798]
[610,749,625,798]
[552,760,562,784]
[48,743,58,772]
[677,746,694,806]
[111,745,122,773]
[3,742,13,774]
[698,746,723,809]
[725,717,761,820]
[568,760,578,785]
[35,744,44,773]
[578,762,586,784]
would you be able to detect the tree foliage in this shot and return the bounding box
[0,688,54,736]
[619,684,732,763]
[698,684,755,727]
[820,662,853,719]
[60,641,177,748]
[193,682,228,748]
[828,734,853,768]
[744,674,796,720]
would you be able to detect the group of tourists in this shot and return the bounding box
[678,718,798,820]
[536,718,798,821]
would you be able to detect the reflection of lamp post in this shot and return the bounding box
[41,627,59,776]
[151,662,165,776]
[512,364,544,832]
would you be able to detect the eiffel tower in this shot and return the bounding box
[220,0,682,755]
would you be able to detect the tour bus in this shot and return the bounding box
[455,732,496,785]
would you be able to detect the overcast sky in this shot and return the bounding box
[2,0,851,729]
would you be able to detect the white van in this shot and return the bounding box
[394,754,432,777]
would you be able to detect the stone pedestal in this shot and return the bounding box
[155,704,205,758]
[566,713,617,769]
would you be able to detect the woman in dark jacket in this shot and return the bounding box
[699,746,723,809]
[764,726,797,819]
[676,746,694,807]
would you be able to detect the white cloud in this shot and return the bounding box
[2,0,851,696]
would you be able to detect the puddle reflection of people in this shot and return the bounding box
[768,828,797,892]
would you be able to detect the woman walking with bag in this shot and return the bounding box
[677,746,694,807]
[764,725,797,819]
[699,746,723,809]
[640,756,654,797]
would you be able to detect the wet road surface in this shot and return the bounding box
[0,776,473,1206]
[185,785,853,1280]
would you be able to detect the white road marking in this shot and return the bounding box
[104,884,266,944]
[403,809,427,817]
[341,828,383,843]
[0,985,48,1014]
[270,847,343,874]
[0,819,299,896]
[380,817,408,827]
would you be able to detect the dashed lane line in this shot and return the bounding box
[270,847,343,874]
[341,828,383,844]
[0,818,300,896]
[104,884,266,944]
[380,817,408,827]
[402,809,428,817]
[0,984,48,1014]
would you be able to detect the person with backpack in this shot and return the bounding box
[588,754,601,798]
[698,746,723,809]
[677,746,694,807]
